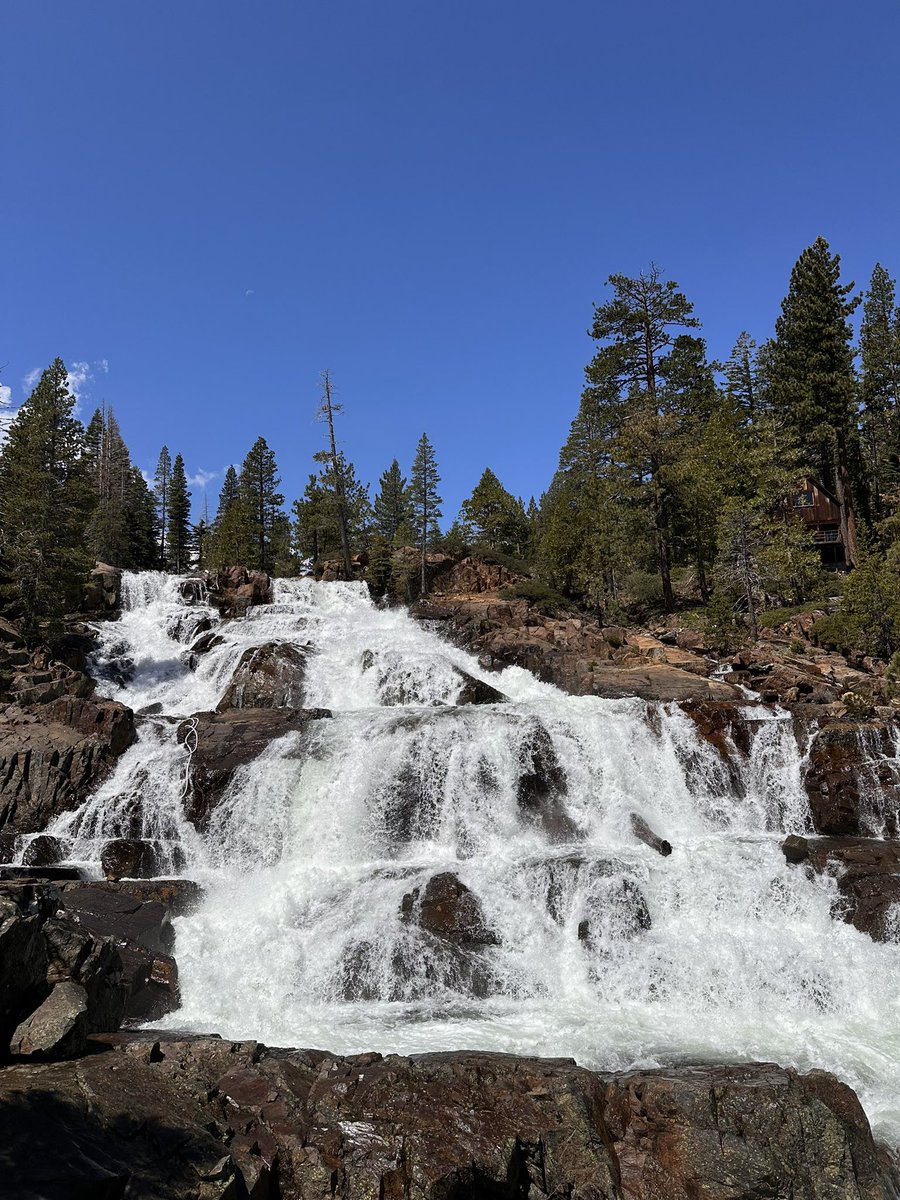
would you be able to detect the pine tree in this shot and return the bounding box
[238,437,286,574]
[721,331,761,419]
[216,466,241,520]
[0,359,93,634]
[409,433,442,591]
[769,237,861,564]
[583,266,701,610]
[123,467,159,569]
[84,406,135,567]
[373,459,414,544]
[166,454,191,572]
[460,468,529,556]
[316,371,353,577]
[860,263,900,518]
[293,457,370,565]
[153,446,172,567]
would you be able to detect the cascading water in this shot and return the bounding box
[45,571,900,1146]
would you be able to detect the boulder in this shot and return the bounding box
[0,698,136,838]
[21,834,67,867]
[178,708,331,829]
[81,562,122,613]
[455,669,508,705]
[216,641,309,711]
[629,813,672,856]
[10,980,89,1059]
[400,872,498,948]
[0,1041,893,1200]
[206,566,272,618]
[100,838,162,880]
[517,723,578,840]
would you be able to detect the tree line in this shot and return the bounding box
[1,236,898,652]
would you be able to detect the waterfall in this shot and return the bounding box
[47,571,900,1146]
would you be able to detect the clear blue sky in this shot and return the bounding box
[3,2,899,521]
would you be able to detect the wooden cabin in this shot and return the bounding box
[789,477,846,566]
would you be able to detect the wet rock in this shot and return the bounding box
[189,629,225,656]
[0,894,50,1048]
[539,855,652,944]
[785,836,900,942]
[0,697,136,838]
[782,833,810,863]
[629,813,672,856]
[803,721,900,836]
[166,610,212,645]
[0,1041,892,1200]
[400,872,498,948]
[517,723,577,840]
[21,834,67,867]
[179,708,331,829]
[10,980,89,1059]
[100,838,161,880]
[455,669,508,705]
[216,641,309,711]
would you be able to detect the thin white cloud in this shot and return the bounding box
[95,358,109,374]
[244,289,255,297]
[22,368,41,393]
[187,468,218,489]
[0,384,11,410]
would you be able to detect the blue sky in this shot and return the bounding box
[3,2,899,521]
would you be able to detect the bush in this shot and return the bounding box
[809,612,857,653]
[757,601,826,629]
[621,570,665,619]
[498,580,567,615]
[468,544,534,577]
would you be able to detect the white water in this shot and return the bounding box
[38,572,900,1146]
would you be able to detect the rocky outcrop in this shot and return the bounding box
[0,697,136,839]
[216,641,309,711]
[204,566,273,618]
[782,835,900,942]
[81,562,122,613]
[416,595,742,702]
[803,721,900,836]
[100,837,163,880]
[178,708,331,829]
[0,1038,893,1199]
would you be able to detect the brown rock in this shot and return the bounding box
[400,872,498,948]
[804,721,900,836]
[100,838,162,881]
[787,836,900,942]
[216,641,309,711]
[206,566,273,618]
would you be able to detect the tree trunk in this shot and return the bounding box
[833,437,859,568]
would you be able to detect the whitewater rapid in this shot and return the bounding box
[42,572,900,1146]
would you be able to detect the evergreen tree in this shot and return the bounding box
[373,459,414,543]
[582,266,701,610]
[84,406,138,567]
[409,433,442,590]
[460,468,529,556]
[123,467,159,569]
[238,436,286,573]
[153,445,172,566]
[721,331,762,419]
[316,370,353,577]
[769,237,861,564]
[860,263,900,518]
[216,465,241,520]
[293,457,371,565]
[0,358,93,634]
[167,454,192,572]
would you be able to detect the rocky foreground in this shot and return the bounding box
[2,560,900,1197]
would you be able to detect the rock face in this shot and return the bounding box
[782,835,900,942]
[0,697,136,839]
[415,595,742,702]
[100,837,163,880]
[178,708,331,829]
[803,721,900,836]
[216,641,309,711]
[400,872,498,947]
[81,562,122,613]
[0,1039,894,1200]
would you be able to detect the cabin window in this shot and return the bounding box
[793,489,814,508]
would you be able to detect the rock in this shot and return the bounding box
[10,980,89,1059]
[81,562,122,613]
[400,872,498,947]
[0,697,136,838]
[782,833,810,863]
[21,834,67,867]
[804,721,900,836]
[206,566,273,618]
[517,723,578,840]
[0,893,50,1048]
[630,813,672,856]
[786,836,900,942]
[0,1042,892,1200]
[216,641,309,711]
[430,554,524,595]
[100,838,162,880]
[166,610,212,645]
[189,629,225,656]
[178,708,331,829]
[455,669,508,705]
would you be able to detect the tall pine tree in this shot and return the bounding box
[0,359,93,633]
[238,437,286,574]
[373,459,414,544]
[860,263,900,519]
[153,446,172,567]
[167,454,192,572]
[409,433,442,590]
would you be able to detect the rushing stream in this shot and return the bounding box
[37,572,900,1145]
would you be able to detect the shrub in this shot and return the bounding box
[809,612,857,653]
[498,580,567,615]
[468,544,534,577]
[621,570,665,619]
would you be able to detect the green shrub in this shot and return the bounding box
[809,612,857,653]
[469,544,534,577]
[621,570,665,618]
[757,601,826,629]
[499,580,567,615]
